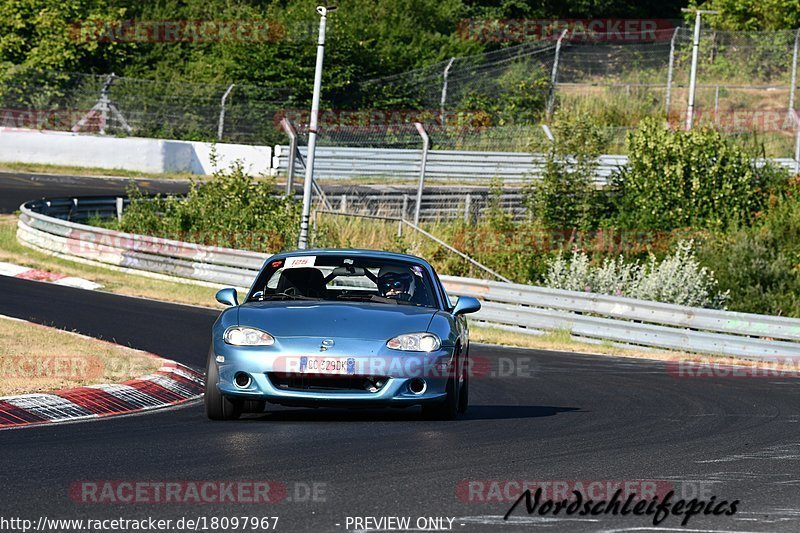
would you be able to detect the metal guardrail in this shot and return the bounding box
[273,145,626,183]
[17,196,800,360]
[272,146,799,183]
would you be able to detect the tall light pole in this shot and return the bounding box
[298,5,336,250]
[682,8,718,130]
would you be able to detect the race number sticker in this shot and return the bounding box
[284,256,316,269]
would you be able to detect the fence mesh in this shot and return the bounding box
[2,26,800,157]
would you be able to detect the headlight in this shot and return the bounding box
[224,326,275,346]
[387,333,441,352]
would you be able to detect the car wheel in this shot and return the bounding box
[457,352,469,414]
[204,348,242,421]
[422,348,460,421]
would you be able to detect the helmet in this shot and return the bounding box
[377,266,415,301]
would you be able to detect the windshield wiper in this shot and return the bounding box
[259,293,321,301]
[335,294,395,303]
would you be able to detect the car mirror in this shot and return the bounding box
[215,288,239,306]
[452,296,481,316]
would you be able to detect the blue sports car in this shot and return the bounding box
[205,249,481,420]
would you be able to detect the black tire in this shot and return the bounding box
[204,349,242,421]
[457,352,469,414]
[421,347,460,420]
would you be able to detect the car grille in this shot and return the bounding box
[267,373,389,393]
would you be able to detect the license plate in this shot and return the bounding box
[298,356,356,375]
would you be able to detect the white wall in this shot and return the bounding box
[0,128,273,176]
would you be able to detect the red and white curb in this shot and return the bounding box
[0,361,204,429]
[0,261,102,290]
[0,317,204,429]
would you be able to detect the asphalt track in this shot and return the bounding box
[0,172,189,213]
[2,276,800,532]
[2,173,800,531]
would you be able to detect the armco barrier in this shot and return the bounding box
[17,196,800,359]
[273,145,799,183]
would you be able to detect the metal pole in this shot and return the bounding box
[440,57,455,127]
[298,5,335,250]
[402,194,409,220]
[280,118,298,195]
[217,83,235,141]
[464,193,471,224]
[413,122,429,225]
[793,110,800,174]
[546,30,569,118]
[665,27,680,117]
[682,9,717,130]
[790,29,800,114]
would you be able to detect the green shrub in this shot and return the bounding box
[697,185,800,316]
[119,161,300,252]
[524,112,607,231]
[610,118,785,230]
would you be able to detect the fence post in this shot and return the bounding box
[714,84,719,115]
[683,8,718,130]
[402,194,409,220]
[217,83,235,141]
[440,57,456,127]
[464,193,472,224]
[340,194,347,212]
[546,30,569,118]
[279,118,298,195]
[665,27,680,117]
[790,29,800,115]
[115,197,124,222]
[413,122,430,225]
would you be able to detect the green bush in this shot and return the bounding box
[610,118,785,230]
[119,160,300,252]
[524,112,607,231]
[697,185,800,316]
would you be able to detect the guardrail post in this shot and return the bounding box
[413,122,429,225]
[546,30,568,119]
[217,84,235,141]
[665,27,680,118]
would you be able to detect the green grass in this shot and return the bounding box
[0,162,197,181]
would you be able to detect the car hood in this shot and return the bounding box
[237,301,438,340]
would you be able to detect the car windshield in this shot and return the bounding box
[246,254,439,309]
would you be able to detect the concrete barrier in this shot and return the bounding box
[0,128,272,176]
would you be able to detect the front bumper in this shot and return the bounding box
[212,336,454,408]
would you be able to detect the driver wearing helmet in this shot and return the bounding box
[377,266,416,302]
